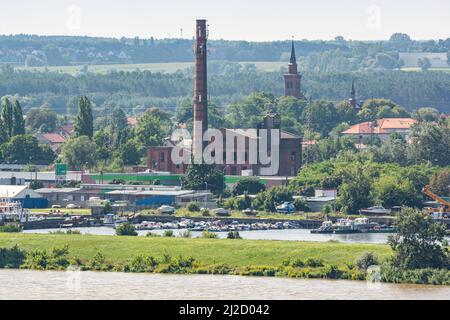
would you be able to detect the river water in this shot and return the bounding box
[23,227,395,244]
[0,270,448,300]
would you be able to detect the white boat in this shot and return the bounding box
[0,198,29,222]
[158,205,175,214]
[359,206,392,215]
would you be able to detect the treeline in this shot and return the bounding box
[1,33,450,68]
[2,65,450,114]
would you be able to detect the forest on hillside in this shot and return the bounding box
[1,33,450,72]
[1,62,450,115]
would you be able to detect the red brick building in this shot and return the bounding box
[147,20,302,177]
[284,41,302,98]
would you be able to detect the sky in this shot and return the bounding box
[1,0,449,41]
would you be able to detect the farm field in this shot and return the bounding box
[15,61,286,75]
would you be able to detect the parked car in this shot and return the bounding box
[214,208,230,217]
[51,205,62,209]
[158,205,175,214]
[66,204,81,209]
[276,202,295,214]
[243,208,258,216]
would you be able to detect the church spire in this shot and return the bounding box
[284,39,302,98]
[351,80,355,99]
[349,80,357,108]
[290,40,297,65]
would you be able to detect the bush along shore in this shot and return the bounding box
[0,242,448,285]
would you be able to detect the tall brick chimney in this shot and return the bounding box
[193,19,208,159]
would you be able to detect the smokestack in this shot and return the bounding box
[193,19,208,161]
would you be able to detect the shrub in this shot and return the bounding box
[355,252,379,270]
[126,255,159,273]
[0,245,26,268]
[291,258,305,268]
[21,245,71,270]
[115,223,138,236]
[0,224,22,233]
[187,203,201,212]
[180,230,192,238]
[163,230,174,237]
[89,251,112,271]
[293,198,310,212]
[232,177,265,196]
[227,231,242,239]
[146,232,161,237]
[50,229,82,235]
[305,258,324,267]
[201,231,218,239]
[381,264,450,285]
[201,209,210,217]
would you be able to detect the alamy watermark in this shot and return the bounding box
[66,5,82,31]
[366,5,382,30]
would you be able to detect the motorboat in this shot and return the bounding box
[158,205,175,214]
[310,220,334,234]
[359,206,392,215]
[276,202,295,214]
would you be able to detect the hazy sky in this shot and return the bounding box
[1,0,449,41]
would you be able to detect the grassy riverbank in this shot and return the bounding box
[1,233,449,284]
[0,233,391,267]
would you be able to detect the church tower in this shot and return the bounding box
[284,40,302,98]
[349,80,361,109]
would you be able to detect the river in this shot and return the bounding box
[23,227,395,244]
[0,270,448,300]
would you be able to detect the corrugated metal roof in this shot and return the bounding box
[0,185,28,198]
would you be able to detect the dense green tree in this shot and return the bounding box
[0,135,55,164]
[388,207,449,269]
[134,109,166,147]
[371,133,408,165]
[232,177,266,196]
[1,98,13,138]
[225,92,275,128]
[12,99,25,136]
[252,186,293,212]
[74,96,94,139]
[109,106,129,148]
[428,171,450,196]
[337,166,374,214]
[418,58,432,71]
[335,100,358,125]
[413,107,439,122]
[61,136,99,169]
[181,163,225,194]
[25,107,58,132]
[407,122,450,166]
[358,99,410,121]
[301,100,339,137]
[116,139,142,166]
[373,176,421,208]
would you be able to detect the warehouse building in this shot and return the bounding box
[0,185,48,208]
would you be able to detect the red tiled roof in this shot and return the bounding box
[128,117,138,127]
[342,118,417,135]
[41,133,66,144]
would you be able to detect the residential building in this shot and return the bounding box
[341,118,418,142]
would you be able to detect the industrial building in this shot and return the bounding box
[35,184,212,209]
[147,20,303,177]
[0,185,48,208]
[0,171,82,187]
